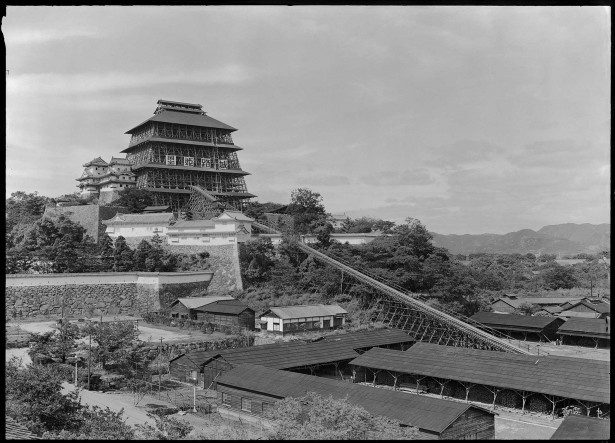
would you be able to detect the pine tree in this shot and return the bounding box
[113,236,134,272]
[145,233,164,271]
[133,240,152,272]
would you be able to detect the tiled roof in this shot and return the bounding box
[216,364,493,434]
[470,311,563,332]
[349,343,610,404]
[126,110,236,134]
[493,297,585,309]
[168,220,216,229]
[564,300,611,314]
[102,213,174,225]
[83,156,108,167]
[143,205,171,212]
[5,416,40,439]
[214,211,254,222]
[109,157,131,165]
[262,304,347,320]
[172,296,236,310]
[557,317,610,338]
[550,415,610,440]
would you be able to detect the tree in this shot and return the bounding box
[113,236,134,272]
[310,218,334,249]
[110,188,155,213]
[514,302,539,316]
[145,233,164,271]
[43,406,136,440]
[540,265,579,290]
[287,188,327,234]
[135,412,192,440]
[83,321,138,371]
[28,321,82,364]
[5,357,83,435]
[240,238,277,286]
[263,392,419,440]
[5,191,52,233]
[393,217,435,261]
[133,240,152,272]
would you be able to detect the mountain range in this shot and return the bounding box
[431,223,610,257]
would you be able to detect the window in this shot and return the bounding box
[202,237,210,243]
[241,398,251,412]
[228,238,235,243]
[273,322,280,331]
[219,159,228,169]
[222,393,231,407]
[262,402,273,415]
[190,370,198,380]
[172,313,179,318]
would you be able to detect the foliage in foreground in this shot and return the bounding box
[263,392,419,440]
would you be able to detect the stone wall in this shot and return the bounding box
[5,271,213,320]
[43,204,127,242]
[164,244,243,293]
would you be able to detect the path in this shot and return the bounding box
[61,382,162,427]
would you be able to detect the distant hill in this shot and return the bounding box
[431,223,610,257]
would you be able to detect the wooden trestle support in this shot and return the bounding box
[294,242,531,354]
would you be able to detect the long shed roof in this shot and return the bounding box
[549,415,610,440]
[349,343,610,404]
[470,311,562,332]
[216,363,493,434]
[171,328,414,369]
[557,317,611,338]
[318,328,414,349]
[171,296,235,310]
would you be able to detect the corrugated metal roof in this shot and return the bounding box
[126,110,237,134]
[349,343,610,404]
[557,318,610,337]
[102,213,174,225]
[172,296,236,310]
[5,416,40,439]
[470,311,562,331]
[216,363,491,433]
[262,304,347,320]
[549,415,610,440]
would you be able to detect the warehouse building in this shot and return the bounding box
[168,296,254,330]
[349,343,609,418]
[469,311,564,341]
[216,363,496,440]
[556,317,610,348]
[170,328,413,387]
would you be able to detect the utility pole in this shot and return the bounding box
[88,333,92,390]
[158,337,162,399]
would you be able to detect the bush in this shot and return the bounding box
[150,406,179,417]
[528,396,550,414]
[497,390,521,408]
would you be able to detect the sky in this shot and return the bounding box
[4,6,611,235]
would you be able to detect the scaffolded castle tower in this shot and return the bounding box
[122,99,255,212]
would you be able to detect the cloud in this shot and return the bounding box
[297,174,350,187]
[360,168,435,187]
[6,65,254,96]
[4,27,99,45]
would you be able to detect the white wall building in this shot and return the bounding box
[259,304,347,335]
[102,213,175,239]
[165,211,254,246]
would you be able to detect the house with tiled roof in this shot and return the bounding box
[169,296,254,330]
[76,156,136,197]
[166,210,254,246]
[102,212,175,242]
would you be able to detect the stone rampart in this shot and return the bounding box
[5,271,213,320]
[164,244,242,293]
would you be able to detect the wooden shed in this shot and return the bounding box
[216,363,496,440]
[557,317,610,348]
[470,311,565,341]
[558,299,610,319]
[168,296,254,330]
